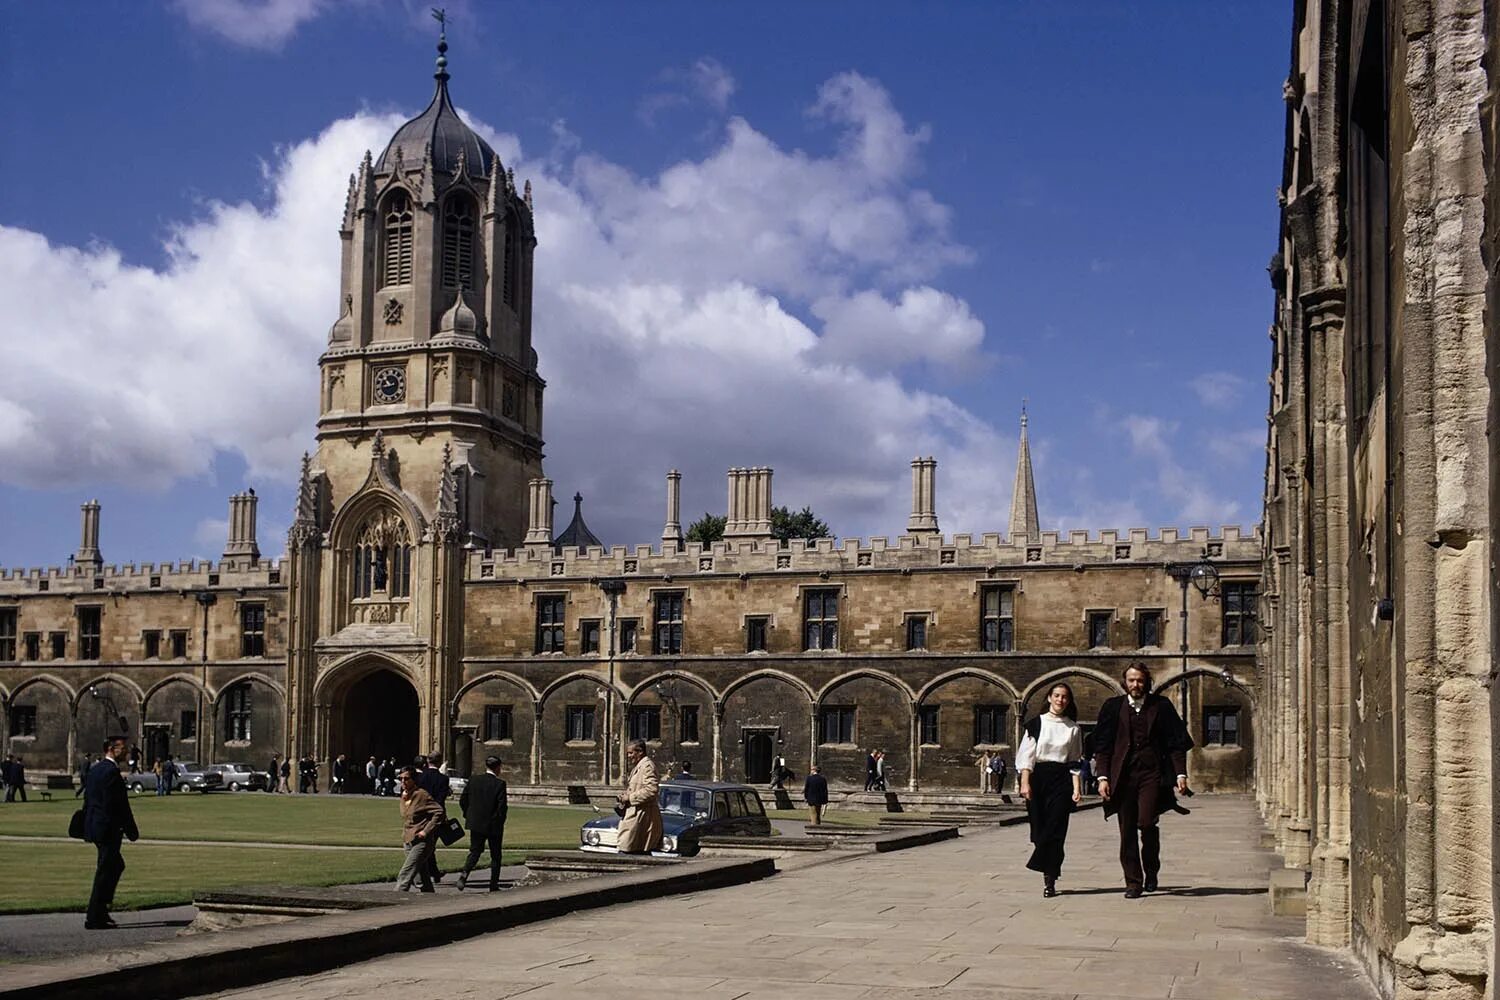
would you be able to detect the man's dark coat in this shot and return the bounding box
[82,760,139,844]
[459,772,509,835]
[803,772,830,807]
[419,766,452,804]
[1091,693,1193,820]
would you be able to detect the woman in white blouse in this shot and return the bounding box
[1016,682,1085,897]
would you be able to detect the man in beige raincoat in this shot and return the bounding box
[616,739,663,854]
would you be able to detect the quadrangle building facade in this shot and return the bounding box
[0,42,1264,793]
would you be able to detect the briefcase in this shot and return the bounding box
[68,809,86,841]
[437,817,464,846]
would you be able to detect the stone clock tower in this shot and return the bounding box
[283,31,544,769]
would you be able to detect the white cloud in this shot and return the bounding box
[638,57,737,126]
[1190,370,1250,410]
[812,287,986,371]
[690,58,736,111]
[193,517,230,554]
[172,0,332,50]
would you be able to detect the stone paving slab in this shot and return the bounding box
[200,795,1377,1000]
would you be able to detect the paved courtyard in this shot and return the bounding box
[206,795,1376,1000]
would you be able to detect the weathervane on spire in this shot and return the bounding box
[1021,397,1029,429]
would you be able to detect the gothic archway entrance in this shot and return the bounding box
[333,669,419,775]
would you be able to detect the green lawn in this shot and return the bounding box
[0,794,594,849]
[0,794,596,913]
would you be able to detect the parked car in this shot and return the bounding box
[202,763,259,791]
[580,780,772,857]
[125,771,157,794]
[173,762,224,793]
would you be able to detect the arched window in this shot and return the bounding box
[382,191,414,287]
[352,511,413,599]
[224,682,253,742]
[502,209,520,308]
[441,195,477,290]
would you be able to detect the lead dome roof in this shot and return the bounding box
[374,41,495,179]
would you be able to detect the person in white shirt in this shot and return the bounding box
[1016,683,1085,897]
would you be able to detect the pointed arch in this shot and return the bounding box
[916,667,1021,705]
[539,669,627,705]
[454,670,540,705]
[816,668,915,707]
[11,673,76,704]
[142,673,212,708]
[73,673,146,711]
[1019,665,1124,709]
[1154,666,1258,706]
[212,671,288,705]
[626,669,721,705]
[441,191,479,291]
[720,667,815,705]
[312,649,426,708]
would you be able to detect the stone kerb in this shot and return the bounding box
[466,526,1262,580]
[0,558,285,595]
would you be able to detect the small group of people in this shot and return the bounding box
[265,754,292,793]
[153,756,178,796]
[862,749,889,791]
[297,754,321,793]
[1017,661,1193,899]
[974,750,1009,794]
[370,756,401,796]
[1,754,27,801]
[395,751,508,893]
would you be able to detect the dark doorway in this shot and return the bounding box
[337,670,419,778]
[145,726,170,769]
[744,730,774,783]
[452,730,473,778]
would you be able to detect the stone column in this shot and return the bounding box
[662,470,683,548]
[712,702,724,781]
[530,704,542,785]
[1304,285,1351,946]
[725,467,773,541]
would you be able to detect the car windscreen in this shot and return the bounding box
[659,786,711,814]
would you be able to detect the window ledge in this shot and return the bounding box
[564,740,597,749]
[818,742,859,749]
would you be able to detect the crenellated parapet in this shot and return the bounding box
[466,524,1261,582]
[0,558,285,596]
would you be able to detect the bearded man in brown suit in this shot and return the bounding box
[1092,662,1194,898]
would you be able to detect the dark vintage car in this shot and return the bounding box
[579,780,772,856]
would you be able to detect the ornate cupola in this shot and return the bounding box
[314,24,545,552]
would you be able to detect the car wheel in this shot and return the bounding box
[130,782,144,793]
[228,782,241,791]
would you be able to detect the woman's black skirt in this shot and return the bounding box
[1026,761,1076,877]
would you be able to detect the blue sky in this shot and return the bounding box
[0,1,1286,569]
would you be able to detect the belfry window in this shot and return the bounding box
[382,191,414,287]
[441,196,477,290]
[352,512,412,599]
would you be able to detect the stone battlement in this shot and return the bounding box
[0,557,283,595]
[468,524,1260,579]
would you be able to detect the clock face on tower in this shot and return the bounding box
[373,366,406,404]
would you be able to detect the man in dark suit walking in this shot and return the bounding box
[1092,662,1193,898]
[803,765,829,825]
[82,736,139,929]
[456,755,509,892]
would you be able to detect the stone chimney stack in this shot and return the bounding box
[223,491,262,562]
[76,499,102,572]
[725,467,773,541]
[525,478,554,548]
[907,457,939,535]
[662,470,684,547]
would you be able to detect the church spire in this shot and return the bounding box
[1008,404,1040,539]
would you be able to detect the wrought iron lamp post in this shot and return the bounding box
[597,577,626,783]
[1164,549,1220,721]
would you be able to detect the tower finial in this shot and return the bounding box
[431,7,450,82]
